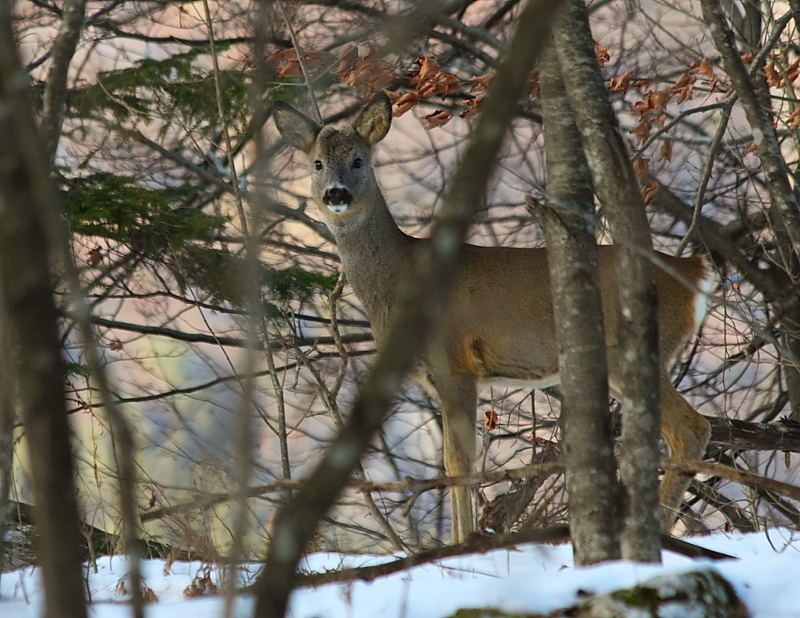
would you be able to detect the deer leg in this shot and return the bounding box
[433,374,478,544]
[607,358,710,532]
[658,373,710,531]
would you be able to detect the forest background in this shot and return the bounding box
[2,0,800,616]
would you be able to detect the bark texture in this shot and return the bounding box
[38,0,87,163]
[536,41,621,566]
[552,0,662,562]
[0,7,88,616]
[0,299,12,579]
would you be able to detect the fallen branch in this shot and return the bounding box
[261,526,732,590]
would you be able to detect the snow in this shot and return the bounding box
[2,529,800,617]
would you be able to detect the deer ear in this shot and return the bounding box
[353,92,392,146]
[273,101,321,153]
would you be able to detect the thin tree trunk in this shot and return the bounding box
[38,0,87,164]
[535,41,621,566]
[552,0,662,563]
[0,298,13,585]
[0,7,88,615]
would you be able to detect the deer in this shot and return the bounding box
[273,91,714,544]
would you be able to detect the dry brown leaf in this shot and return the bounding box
[697,57,714,77]
[594,40,611,67]
[183,567,218,598]
[632,97,655,116]
[393,92,419,117]
[384,90,401,103]
[338,52,394,94]
[434,73,460,100]
[630,121,651,144]
[653,90,672,110]
[672,71,693,90]
[765,61,782,88]
[423,109,453,129]
[658,138,673,162]
[633,156,650,180]
[412,59,461,100]
[336,45,359,79]
[468,73,494,93]
[609,70,632,91]
[271,48,334,79]
[675,82,694,103]
[88,246,103,266]
[787,59,800,83]
[641,179,659,205]
[143,586,159,603]
[415,56,440,83]
[460,97,482,118]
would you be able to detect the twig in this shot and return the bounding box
[290,314,405,551]
[141,449,800,525]
[263,324,292,485]
[275,0,323,124]
[141,462,566,523]
[67,313,372,349]
[701,0,800,253]
[723,283,800,362]
[677,10,794,256]
[676,100,733,256]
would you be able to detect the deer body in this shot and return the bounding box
[274,93,713,543]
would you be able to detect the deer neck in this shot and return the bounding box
[328,192,415,332]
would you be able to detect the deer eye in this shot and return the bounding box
[352,158,363,169]
[314,160,323,171]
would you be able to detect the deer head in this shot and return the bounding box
[273,92,393,230]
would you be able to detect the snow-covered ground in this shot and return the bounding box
[2,528,800,617]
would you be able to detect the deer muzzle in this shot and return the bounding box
[323,187,353,212]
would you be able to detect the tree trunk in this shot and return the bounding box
[552,0,662,563]
[0,7,88,617]
[535,40,621,566]
[0,299,13,582]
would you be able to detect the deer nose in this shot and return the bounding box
[323,187,353,207]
